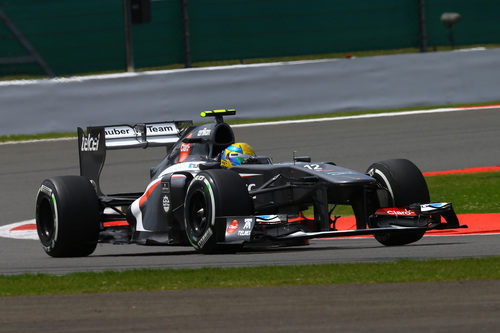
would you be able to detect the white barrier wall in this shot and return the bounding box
[1,48,499,135]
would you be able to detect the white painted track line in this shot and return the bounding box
[1,104,499,146]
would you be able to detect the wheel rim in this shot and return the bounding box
[187,190,209,238]
[38,197,55,243]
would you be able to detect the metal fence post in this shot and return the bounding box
[123,0,135,72]
[418,0,428,52]
[180,0,192,68]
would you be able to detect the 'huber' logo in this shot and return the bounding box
[81,134,100,152]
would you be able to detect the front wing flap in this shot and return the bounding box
[216,202,466,244]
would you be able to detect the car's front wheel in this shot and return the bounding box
[184,169,252,253]
[367,159,430,246]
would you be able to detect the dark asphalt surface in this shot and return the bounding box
[1,234,499,275]
[2,281,499,332]
[0,108,499,275]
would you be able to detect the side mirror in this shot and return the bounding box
[294,156,312,163]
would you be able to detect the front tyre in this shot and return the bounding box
[184,169,252,253]
[367,159,430,246]
[36,176,100,257]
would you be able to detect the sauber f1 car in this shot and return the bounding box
[35,109,466,257]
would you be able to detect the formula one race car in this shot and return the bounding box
[35,109,465,257]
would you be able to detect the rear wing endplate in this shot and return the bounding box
[77,121,192,195]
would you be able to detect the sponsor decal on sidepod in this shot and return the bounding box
[227,220,239,234]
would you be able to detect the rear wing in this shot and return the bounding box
[79,121,192,150]
[78,121,192,195]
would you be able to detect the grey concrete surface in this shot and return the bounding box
[1,48,500,135]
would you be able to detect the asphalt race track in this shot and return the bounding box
[0,108,499,275]
[2,281,500,332]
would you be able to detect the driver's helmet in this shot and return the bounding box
[221,142,255,168]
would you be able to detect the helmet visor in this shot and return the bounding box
[228,153,253,165]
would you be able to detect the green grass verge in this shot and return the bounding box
[427,171,500,214]
[1,100,500,142]
[310,171,500,217]
[0,132,76,143]
[1,257,499,297]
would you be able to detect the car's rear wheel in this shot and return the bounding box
[36,176,100,257]
[184,169,252,253]
[367,159,429,246]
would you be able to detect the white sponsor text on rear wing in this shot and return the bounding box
[83,121,192,150]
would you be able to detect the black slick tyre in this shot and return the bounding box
[367,159,430,246]
[184,169,252,253]
[35,176,100,257]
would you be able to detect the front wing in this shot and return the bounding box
[216,202,466,245]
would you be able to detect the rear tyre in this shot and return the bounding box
[367,159,429,246]
[36,176,100,257]
[184,169,252,253]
